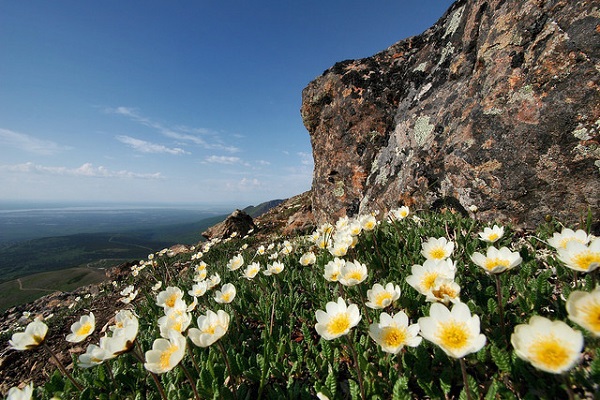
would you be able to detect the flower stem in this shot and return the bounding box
[132,342,168,400]
[562,374,575,400]
[180,363,201,400]
[495,274,508,347]
[459,358,473,400]
[43,343,83,392]
[217,340,238,400]
[345,334,366,400]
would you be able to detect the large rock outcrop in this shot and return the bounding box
[301,0,600,229]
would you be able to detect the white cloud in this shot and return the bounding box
[0,162,162,179]
[0,128,70,155]
[204,155,242,165]
[116,135,189,155]
[106,107,240,153]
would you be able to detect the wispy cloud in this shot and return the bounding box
[204,155,243,165]
[106,107,240,153]
[116,135,189,155]
[0,162,162,179]
[0,128,70,155]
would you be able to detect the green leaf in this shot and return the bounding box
[490,345,511,372]
[325,369,337,398]
[391,376,410,400]
[349,379,360,400]
[485,379,499,400]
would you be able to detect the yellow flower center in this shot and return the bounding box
[421,272,439,291]
[329,272,339,281]
[221,293,232,302]
[381,326,407,348]
[432,284,458,300]
[165,294,178,308]
[579,301,600,333]
[202,324,216,335]
[429,248,447,260]
[76,322,92,336]
[487,233,499,242]
[572,251,600,272]
[399,210,408,218]
[346,271,364,282]
[437,321,469,351]
[326,314,351,336]
[484,258,510,271]
[529,336,571,371]
[375,292,393,307]
[159,344,178,370]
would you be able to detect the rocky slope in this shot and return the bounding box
[301,0,600,229]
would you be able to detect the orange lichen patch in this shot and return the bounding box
[351,167,367,191]
[481,138,494,150]
[516,99,540,124]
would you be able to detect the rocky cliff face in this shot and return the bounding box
[301,0,600,229]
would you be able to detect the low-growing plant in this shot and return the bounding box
[4,208,600,399]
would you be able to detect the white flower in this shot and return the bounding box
[365,283,401,309]
[369,312,422,354]
[151,281,163,291]
[299,252,316,266]
[227,254,244,271]
[9,319,48,350]
[360,214,377,231]
[421,237,454,261]
[315,297,361,340]
[256,245,266,255]
[418,302,486,359]
[188,310,230,347]
[156,286,184,309]
[388,206,410,222]
[324,258,345,282]
[566,287,600,337]
[6,382,34,400]
[242,262,261,279]
[406,259,456,297]
[214,283,236,304]
[280,240,293,255]
[144,332,187,374]
[478,225,505,243]
[338,260,368,287]
[511,316,583,374]
[471,246,522,274]
[557,237,600,273]
[547,228,590,250]
[66,312,95,343]
[78,343,109,368]
[158,307,192,338]
[189,281,209,297]
[207,273,221,289]
[263,261,285,276]
[425,277,461,305]
[193,269,208,282]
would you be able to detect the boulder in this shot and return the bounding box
[202,209,257,240]
[301,0,600,229]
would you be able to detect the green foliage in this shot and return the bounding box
[8,210,600,399]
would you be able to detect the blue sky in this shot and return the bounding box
[0,0,454,208]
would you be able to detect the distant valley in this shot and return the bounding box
[0,200,282,311]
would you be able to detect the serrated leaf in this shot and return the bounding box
[392,376,410,400]
[490,345,511,372]
[325,369,337,398]
[349,379,360,400]
[485,379,499,400]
